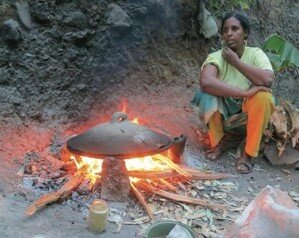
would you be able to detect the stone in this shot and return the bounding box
[63,11,88,28]
[31,11,52,26]
[62,30,91,45]
[264,143,299,169]
[107,3,133,30]
[15,1,33,29]
[101,157,130,201]
[2,19,23,45]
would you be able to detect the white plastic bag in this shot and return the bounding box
[167,224,193,238]
[225,186,299,238]
[197,2,218,39]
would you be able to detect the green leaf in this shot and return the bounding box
[262,34,299,72]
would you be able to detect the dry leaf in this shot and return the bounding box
[188,210,206,220]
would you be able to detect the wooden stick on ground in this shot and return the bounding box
[180,166,232,180]
[130,181,154,221]
[128,169,231,180]
[26,165,89,216]
[137,181,225,211]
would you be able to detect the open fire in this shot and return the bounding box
[26,112,230,220]
[74,154,171,176]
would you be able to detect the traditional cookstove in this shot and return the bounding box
[66,112,187,202]
[26,112,227,217]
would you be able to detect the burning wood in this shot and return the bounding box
[25,112,231,219]
[26,165,89,216]
[26,154,230,218]
[127,168,231,180]
[156,179,177,191]
[153,154,191,177]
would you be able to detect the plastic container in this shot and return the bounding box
[146,220,197,238]
[87,199,109,233]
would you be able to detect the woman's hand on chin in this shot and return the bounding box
[222,47,239,66]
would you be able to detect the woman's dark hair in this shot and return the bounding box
[221,12,250,39]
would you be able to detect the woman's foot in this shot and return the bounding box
[205,140,225,161]
[236,151,254,174]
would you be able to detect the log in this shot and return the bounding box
[26,165,89,216]
[130,181,154,221]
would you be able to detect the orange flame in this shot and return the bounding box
[73,154,169,174]
[121,99,128,114]
[132,118,139,124]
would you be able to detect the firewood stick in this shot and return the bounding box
[137,182,225,211]
[26,165,89,216]
[130,181,154,221]
[148,178,178,192]
[180,166,232,180]
[156,179,177,191]
[152,154,191,177]
[127,169,231,180]
[128,170,178,179]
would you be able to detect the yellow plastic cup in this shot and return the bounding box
[87,199,109,233]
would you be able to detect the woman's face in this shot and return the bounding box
[222,17,247,51]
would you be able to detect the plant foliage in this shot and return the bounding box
[262,34,299,72]
[209,0,254,10]
[0,2,13,24]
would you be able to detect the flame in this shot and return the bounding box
[72,155,102,173]
[125,156,168,171]
[121,99,128,114]
[132,118,139,124]
[72,153,174,188]
[73,154,169,174]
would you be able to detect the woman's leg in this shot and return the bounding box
[204,111,226,160]
[208,111,224,148]
[237,91,274,173]
[243,91,275,157]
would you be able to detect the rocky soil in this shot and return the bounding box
[0,0,298,237]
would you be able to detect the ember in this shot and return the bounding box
[26,112,231,220]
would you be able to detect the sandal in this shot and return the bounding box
[205,140,225,161]
[236,151,254,174]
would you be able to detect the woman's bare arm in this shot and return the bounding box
[200,64,271,98]
[222,47,274,87]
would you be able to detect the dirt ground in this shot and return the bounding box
[0,0,298,237]
[0,80,298,238]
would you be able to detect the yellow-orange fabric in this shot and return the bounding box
[208,111,224,148]
[208,91,274,157]
[201,47,274,90]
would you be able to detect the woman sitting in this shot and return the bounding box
[193,12,275,173]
